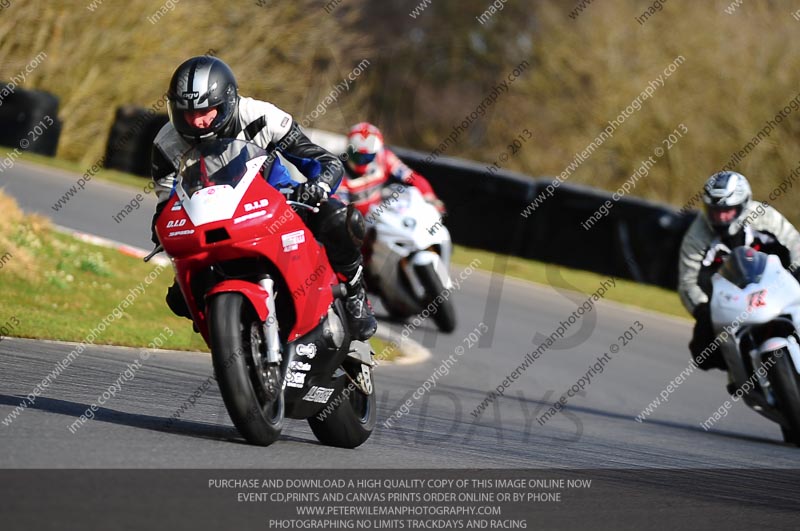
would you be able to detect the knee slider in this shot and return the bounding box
[318,203,366,248]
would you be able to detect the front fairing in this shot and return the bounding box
[154,139,335,342]
[711,255,800,329]
[367,185,452,260]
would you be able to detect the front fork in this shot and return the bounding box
[255,277,283,399]
[400,250,452,300]
[259,277,281,365]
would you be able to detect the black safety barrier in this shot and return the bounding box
[104,106,169,176]
[391,147,696,290]
[0,86,61,156]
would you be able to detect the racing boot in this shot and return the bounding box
[166,280,192,320]
[167,280,201,333]
[338,262,377,341]
[689,303,726,371]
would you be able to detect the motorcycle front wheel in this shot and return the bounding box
[415,262,457,333]
[766,349,800,446]
[208,292,284,446]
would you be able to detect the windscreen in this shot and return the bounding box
[178,139,268,198]
[717,246,768,289]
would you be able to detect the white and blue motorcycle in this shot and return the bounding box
[710,245,800,445]
[363,184,456,333]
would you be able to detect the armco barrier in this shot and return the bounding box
[391,147,695,290]
[0,87,61,156]
[390,147,540,254]
[523,181,694,288]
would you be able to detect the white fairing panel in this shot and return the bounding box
[710,250,800,430]
[410,250,453,290]
[175,156,268,227]
[366,185,455,314]
[711,256,800,329]
[367,185,453,266]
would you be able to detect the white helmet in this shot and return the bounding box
[345,122,384,176]
[702,171,752,236]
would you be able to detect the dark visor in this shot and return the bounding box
[350,151,376,166]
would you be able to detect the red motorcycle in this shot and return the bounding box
[147,138,375,448]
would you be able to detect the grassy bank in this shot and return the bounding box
[0,190,399,357]
[0,1,370,168]
[0,190,206,350]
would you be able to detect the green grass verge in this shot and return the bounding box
[369,336,400,363]
[18,154,689,321]
[0,191,391,356]
[0,224,207,351]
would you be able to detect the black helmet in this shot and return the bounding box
[167,56,238,141]
[702,171,752,237]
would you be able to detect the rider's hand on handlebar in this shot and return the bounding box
[295,182,330,207]
[702,242,731,267]
[427,197,446,215]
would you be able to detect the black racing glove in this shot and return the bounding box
[295,181,330,207]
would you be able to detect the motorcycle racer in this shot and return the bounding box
[678,171,800,370]
[337,122,444,215]
[150,56,376,340]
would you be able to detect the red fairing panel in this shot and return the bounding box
[156,172,336,343]
[207,280,270,321]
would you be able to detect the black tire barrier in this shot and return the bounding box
[0,86,61,156]
[104,106,169,177]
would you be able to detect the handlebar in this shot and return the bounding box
[702,242,732,267]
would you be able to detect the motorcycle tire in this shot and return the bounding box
[766,349,800,446]
[415,263,457,333]
[307,362,375,449]
[379,292,415,321]
[208,292,284,446]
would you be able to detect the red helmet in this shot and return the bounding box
[346,122,384,175]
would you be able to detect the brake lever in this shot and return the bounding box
[143,245,164,263]
[285,200,320,214]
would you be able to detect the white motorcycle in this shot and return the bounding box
[363,183,456,333]
[710,245,800,445]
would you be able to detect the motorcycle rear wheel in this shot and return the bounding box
[208,292,284,446]
[307,363,375,449]
[766,349,800,446]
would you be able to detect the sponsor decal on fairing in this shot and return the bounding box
[281,229,305,252]
[302,386,335,403]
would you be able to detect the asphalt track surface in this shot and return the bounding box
[1,161,799,470]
